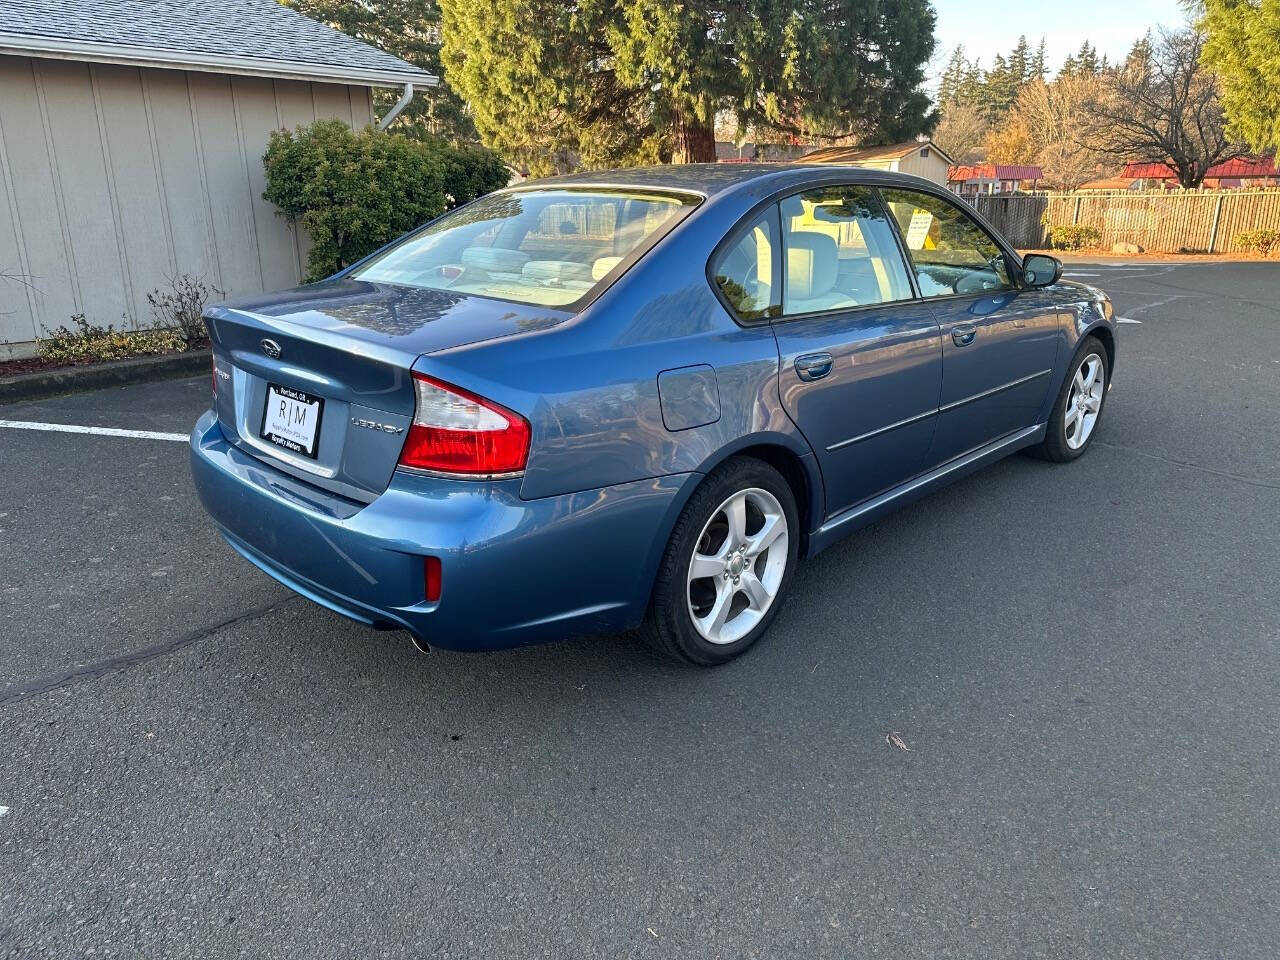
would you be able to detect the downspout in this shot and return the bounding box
[377,82,414,132]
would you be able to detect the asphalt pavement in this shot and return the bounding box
[1,261,1277,958]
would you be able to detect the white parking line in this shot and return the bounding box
[1116,318,1143,325]
[0,420,188,442]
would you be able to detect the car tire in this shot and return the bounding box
[1029,335,1109,463]
[642,456,800,666]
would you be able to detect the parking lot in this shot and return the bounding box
[2,260,1278,958]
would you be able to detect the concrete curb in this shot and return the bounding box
[0,349,210,404]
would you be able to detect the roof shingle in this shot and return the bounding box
[798,140,954,166]
[0,0,432,86]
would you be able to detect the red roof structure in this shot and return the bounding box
[1120,162,1175,179]
[1077,177,1138,191]
[1120,157,1279,180]
[947,163,1043,183]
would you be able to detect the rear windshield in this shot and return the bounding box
[351,188,698,307]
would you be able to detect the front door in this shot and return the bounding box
[881,188,1061,465]
[767,186,943,518]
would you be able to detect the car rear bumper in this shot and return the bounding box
[190,410,696,651]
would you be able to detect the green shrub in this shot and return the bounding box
[1047,225,1102,251]
[1233,229,1280,256]
[38,314,188,365]
[421,140,510,208]
[263,120,510,281]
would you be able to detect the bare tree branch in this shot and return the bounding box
[1087,25,1244,188]
[933,102,988,164]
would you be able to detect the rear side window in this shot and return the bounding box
[880,188,1014,297]
[711,208,779,320]
[779,186,913,315]
[353,189,697,307]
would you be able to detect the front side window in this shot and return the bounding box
[779,186,913,315]
[711,209,779,320]
[353,189,696,307]
[881,188,1014,297]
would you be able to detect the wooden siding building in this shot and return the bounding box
[796,140,954,185]
[0,0,433,357]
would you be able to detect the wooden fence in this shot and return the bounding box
[968,189,1280,253]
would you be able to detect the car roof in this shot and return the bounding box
[515,163,946,199]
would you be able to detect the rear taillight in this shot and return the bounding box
[398,373,530,476]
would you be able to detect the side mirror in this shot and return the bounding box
[1022,254,1062,288]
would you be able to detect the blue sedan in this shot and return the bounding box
[191,164,1115,665]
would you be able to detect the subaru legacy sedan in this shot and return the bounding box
[191,164,1115,665]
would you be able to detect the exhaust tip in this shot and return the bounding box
[410,633,431,655]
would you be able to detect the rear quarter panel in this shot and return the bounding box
[412,189,816,503]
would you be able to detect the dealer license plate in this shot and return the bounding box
[260,384,324,458]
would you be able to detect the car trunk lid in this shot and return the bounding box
[205,279,572,501]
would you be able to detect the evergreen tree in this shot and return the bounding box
[1009,35,1031,84]
[440,0,938,172]
[1201,0,1280,153]
[1031,39,1048,82]
[940,37,1047,125]
[281,0,476,142]
[961,58,986,106]
[980,53,1019,123]
[1127,32,1154,69]
[938,46,971,105]
[1080,41,1101,73]
[1061,40,1102,77]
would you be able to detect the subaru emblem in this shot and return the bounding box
[260,338,282,360]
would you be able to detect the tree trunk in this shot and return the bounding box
[672,109,717,164]
[1175,160,1201,189]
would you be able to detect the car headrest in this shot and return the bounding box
[591,256,623,280]
[461,247,530,274]
[522,260,595,283]
[786,232,838,300]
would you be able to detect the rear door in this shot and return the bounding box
[763,185,943,518]
[880,188,1061,465]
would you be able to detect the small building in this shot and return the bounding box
[797,140,953,185]
[1120,157,1280,190]
[0,0,434,358]
[946,163,1043,196]
[1205,157,1280,188]
[1075,177,1140,193]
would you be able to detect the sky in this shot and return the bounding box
[930,0,1190,85]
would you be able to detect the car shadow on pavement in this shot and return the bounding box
[193,455,1062,754]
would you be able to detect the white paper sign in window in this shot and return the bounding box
[904,210,934,249]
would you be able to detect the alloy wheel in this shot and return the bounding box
[686,487,789,645]
[1065,352,1105,451]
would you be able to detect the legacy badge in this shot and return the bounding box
[351,417,404,435]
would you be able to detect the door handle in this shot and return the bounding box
[794,353,833,382]
[952,324,977,347]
